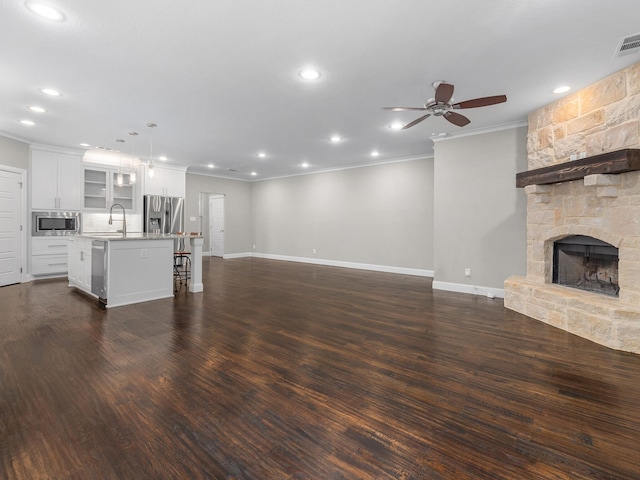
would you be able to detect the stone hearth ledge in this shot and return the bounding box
[505,276,640,354]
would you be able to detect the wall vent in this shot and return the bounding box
[615,33,640,57]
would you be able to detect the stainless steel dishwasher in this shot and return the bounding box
[91,240,108,308]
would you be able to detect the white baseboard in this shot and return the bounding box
[432,280,505,299]
[247,252,433,277]
[223,252,253,259]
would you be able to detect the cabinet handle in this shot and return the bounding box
[48,244,67,248]
[48,262,67,266]
[80,251,84,261]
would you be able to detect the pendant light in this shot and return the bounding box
[115,138,125,186]
[128,131,138,184]
[147,122,157,178]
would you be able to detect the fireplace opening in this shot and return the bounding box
[552,235,619,297]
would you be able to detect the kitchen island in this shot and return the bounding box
[68,233,203,308]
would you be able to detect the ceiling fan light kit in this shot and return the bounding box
[383,81,507,129]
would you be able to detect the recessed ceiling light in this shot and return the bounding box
[28,105,47,113]
[299,68,321,80]
[158,156,167,161]
[39,88,61,96]
[251,171,258,176]
[25,1,65,21]
[553,85,571,94]
[20,119,35,126]
[330,135,342,143]
[79,143,90,147]
[301,162,309,168]
[389,122,404,130]
[371,150,380,157]
[258,152,267,158]
[208,164,214,168]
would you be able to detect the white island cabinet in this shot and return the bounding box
[67,236,90,289]
[68,233,203,308]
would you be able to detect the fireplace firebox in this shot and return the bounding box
[552,235,619,297]
[553,235,620,297]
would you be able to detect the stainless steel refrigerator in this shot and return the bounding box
[143,195,184,234]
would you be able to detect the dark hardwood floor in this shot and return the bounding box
[1,257,640,479]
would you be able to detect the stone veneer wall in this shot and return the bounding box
[527,62,640,168]
[504,61,640,354]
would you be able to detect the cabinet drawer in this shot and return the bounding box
[32,237,70,255]
[32,254,68,275]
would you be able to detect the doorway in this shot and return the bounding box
[0,167,24,287]
[209,195,225,257]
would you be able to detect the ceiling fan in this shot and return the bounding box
[383,81,507,129]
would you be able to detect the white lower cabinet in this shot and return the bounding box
[31,237,69,275]
[31,237,70,276]
[67,237,92,292]
[31,255,69,276]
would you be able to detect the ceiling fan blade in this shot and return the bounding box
[382,106,428,111]
[452,95,507,109]
[444,111,470,127]
[402,113,431,129]
[435,82,454,103]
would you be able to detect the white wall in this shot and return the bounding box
[0,135,29,170]
[251,158,434,271]
[433,126,528,295]
[6,126,527,289]
[185,173,252,255]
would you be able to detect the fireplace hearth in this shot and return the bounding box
[552,235,619,297]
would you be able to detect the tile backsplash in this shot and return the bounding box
[83,212,142,233]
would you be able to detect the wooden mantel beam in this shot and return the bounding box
[516,149,640,188]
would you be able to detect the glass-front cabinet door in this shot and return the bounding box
[112,172,134,210]
[84,168,108,209]
[83,166,137,211]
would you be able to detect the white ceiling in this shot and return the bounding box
[1,0,640,180]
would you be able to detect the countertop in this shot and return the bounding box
[71,233,203,241]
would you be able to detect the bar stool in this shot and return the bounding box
[174,235,191,287]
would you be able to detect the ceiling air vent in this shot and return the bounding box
[615,32,640,57]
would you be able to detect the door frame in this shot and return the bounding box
[0,164,28,283]
[208,194,225,257]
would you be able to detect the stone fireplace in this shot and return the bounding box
[504,61,640,354]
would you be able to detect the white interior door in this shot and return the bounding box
[0,169,22,287]
[209,195,225,257]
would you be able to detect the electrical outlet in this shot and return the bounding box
[253,244,256,249]
[465,268,471,277]
[313,248,316,254]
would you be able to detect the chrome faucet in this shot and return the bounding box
[108,203,127,236]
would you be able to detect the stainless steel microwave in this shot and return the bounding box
[32,212,81,236]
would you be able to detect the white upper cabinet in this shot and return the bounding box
[83,164,138,211]
[31,149,82,211]
[142,165,186,198]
